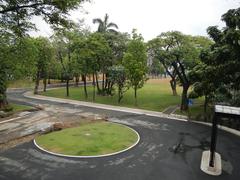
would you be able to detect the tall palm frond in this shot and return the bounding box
[92,13,118,33]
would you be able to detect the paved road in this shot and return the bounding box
[0,89,239,180]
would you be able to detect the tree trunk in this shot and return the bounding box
[180,85,189,111]
[81,75,85,81]
[118,86,122,104]
[83,74,88,99]
[92,73,96,101]
[95,73,100,94]
[0,96,7,109]
[170,78,177,96]
[0,69,8,109]
[34,71,40,95]
[66,77,69,97]
[134,86,137,106]
[48,76,51,84]
[43,78,47,92]
[102,73,105,92]
[204,95,208,121]
[75,75,79,87]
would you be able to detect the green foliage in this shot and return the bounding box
[93,14,118,33]
[0,0,87,36]
[123,30,148,101]
[191,7,240,106]
[108,65,128,103]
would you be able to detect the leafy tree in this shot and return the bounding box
[33,37,54,94]
[149,31,211,111]
[0,0,87,108]
[123,30,148,105]
[51,30,77,97]
[76,32,111,100]
[108,65,128,103]
[0,0,87,35]
[93,14,118,33]
[147,37,178,96]
[0,34,11,108]
[190,7,240,107]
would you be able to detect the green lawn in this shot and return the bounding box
[175,104,213,121]
[0,103,34,118]
[41,80,184,112]
[41,79,204,113]
[35,122,138,156]
[11,103,34,113]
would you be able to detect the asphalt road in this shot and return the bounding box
[0,89,239,180]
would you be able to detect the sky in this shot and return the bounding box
[29,0,240,41]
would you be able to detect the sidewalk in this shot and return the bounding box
[24,91,188,122]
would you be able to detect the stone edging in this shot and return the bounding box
[33,123,140,158]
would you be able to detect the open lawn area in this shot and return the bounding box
[41,78,203,113]
[35,121,138,156]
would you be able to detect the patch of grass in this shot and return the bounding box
[35,122,138,156]
[175,104,213,121]
[11,103,34,113]
[0,103,34,118]
[7,79,75,88]
[7,79,35,88]
[41,79,183,112]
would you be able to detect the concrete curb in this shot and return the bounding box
[24,91,188,122]
[24,91,240,137]
[33,123,140,158]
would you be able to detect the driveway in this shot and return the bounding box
[0,89,239,180]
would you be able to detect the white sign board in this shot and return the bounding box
[215,105,240,115]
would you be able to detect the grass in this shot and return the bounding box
[11,103,34,113]
[35,121,138,156]
[41,79,184,112]
[0,103,34,118]
[175,105,204,118]
[7,79,35,88]
[41,79,204,113]
[7,79,75,88]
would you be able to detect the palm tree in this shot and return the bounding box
[93,13,118,33]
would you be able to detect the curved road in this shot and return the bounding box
[0,89,239,180]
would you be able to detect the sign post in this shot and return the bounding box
[201,105,240,176]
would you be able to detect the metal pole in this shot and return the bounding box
[209,113,219,167]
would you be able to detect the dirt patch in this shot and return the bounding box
[0,118,106,152]
[0,134,37,152]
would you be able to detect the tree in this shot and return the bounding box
[108,65,128,103]
[147,38,178,95]
[190,7,240,107]
[0,0,87,108]
[0,34,38,108]
[52,30,77,97]
[93,14,118,33]
[76,33,111,100]
[123,30,148,105]
[0,0,87,35]
[33,37,54,94]
[148,32,212,111]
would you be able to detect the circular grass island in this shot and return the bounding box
[34,121,139,157]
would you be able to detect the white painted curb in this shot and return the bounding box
[24,91,240,137]
[34,123,140,158]
[24,91,188,122]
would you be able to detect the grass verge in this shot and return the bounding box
[35,122,138,156]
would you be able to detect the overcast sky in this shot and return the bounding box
[29,0,240,41]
